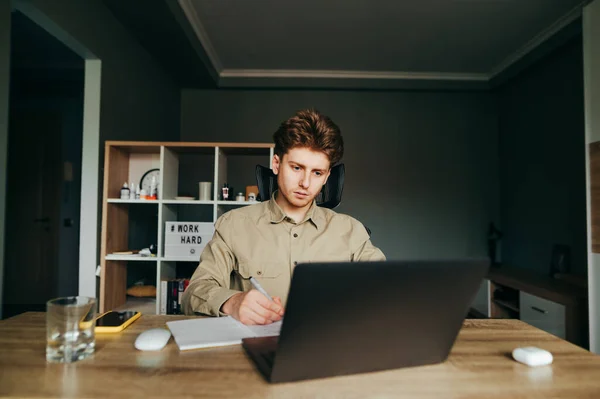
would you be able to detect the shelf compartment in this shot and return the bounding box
[492,299,520,313]
[217,148,271,202]
[114,296,157,315]
[490,280,520,319]
[163,147,215,201]
[127,261,157,288]
[159,204,214,260]
[104,144,160,200]
[120,261,159,314]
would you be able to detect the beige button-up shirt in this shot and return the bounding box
[181,194,386,316]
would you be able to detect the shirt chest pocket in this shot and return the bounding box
[237,259,284,280]
[237,259,286,298]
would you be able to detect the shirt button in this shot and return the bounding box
[293,233,298,238]
[257,271,262,276]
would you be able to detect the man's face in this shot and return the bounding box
[272,147,331,211]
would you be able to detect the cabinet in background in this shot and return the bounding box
[100,141,274,314]
[470,266,587,348]
[520,291,566,339]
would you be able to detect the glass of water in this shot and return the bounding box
[46,296,96,363]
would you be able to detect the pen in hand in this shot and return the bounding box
[249,276,273,301]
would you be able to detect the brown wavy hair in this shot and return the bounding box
[273,108,344,167]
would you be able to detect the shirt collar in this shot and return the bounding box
[303,201,324,230]
[268,191,287,224]
[267,191,325,230]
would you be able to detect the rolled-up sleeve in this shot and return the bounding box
[181,215,240,316]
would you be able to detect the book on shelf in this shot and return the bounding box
[160,278,190,315]
[111,250,140,255]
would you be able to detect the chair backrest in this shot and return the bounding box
[255,163,345,209]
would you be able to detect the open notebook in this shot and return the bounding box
[166,317,282,351]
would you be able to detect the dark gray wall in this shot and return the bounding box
[497,36,586,276]
[25,0,180,144]
[181,90,499,260]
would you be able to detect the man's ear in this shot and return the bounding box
[272,154,280,175]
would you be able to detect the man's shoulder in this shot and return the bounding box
[216,201,269,226]
[316,207,365,228]
[316,208,372,244]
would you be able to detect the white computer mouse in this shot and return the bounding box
[134,328,172,351]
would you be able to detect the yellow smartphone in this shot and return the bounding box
[95,310,141,333]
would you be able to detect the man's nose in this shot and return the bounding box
[299,172,310,188]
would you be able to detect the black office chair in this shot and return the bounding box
[255,163,345,209]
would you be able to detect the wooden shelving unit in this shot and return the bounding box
[99,141,274,313]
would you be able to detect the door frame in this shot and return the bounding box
[79,59,101,299]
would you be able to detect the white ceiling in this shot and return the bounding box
[179,0,587,89]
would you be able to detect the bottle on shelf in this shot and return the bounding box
[149,176,157,200]
[222,183,230,200]
[129,182,136,200]
[120,182,130,200]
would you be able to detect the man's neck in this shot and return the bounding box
[275,193,311,223]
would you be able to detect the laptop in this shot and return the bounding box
[242,259,489,383]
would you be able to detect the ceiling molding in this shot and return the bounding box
[180,1,584,89]
[219,69,489,82]
[179,1,490,87]
[177,0,223,73]
[488,2,584,79]
[218,75,490,91]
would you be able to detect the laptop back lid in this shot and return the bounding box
[269,259,489,382]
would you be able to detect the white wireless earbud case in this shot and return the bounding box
[512,347,553,367]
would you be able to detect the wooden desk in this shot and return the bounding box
[1,313,600,398]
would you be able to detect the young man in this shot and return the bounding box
[181,109,385,324]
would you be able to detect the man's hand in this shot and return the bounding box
[221,290,284,325]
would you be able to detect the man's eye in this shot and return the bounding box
[314,171,322,176]
[293,166,300,171]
